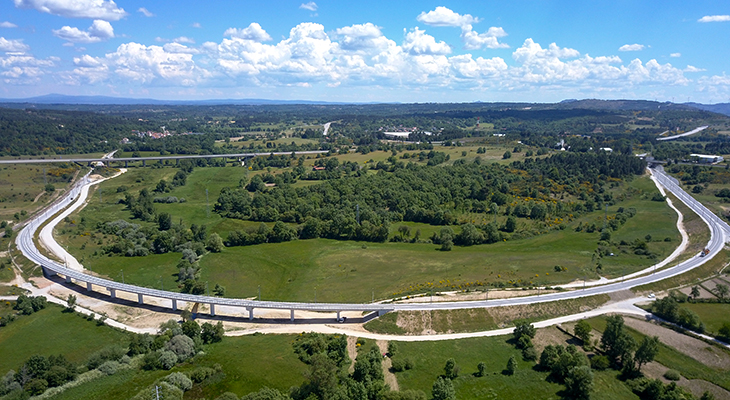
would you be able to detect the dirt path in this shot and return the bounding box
[623,317,730,369]
[32,191,46,203]
[346,336,357,374]
[376,340,399,391]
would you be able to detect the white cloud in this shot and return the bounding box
[299,2,317,11]
[684,65,705,72]
[619,43,644,51]
[224,23,273,42]
[137,7,154,17]
[191,22,202,29]
[461,25,508,50]
[402,28,451,55]
[173,36,195,44]
[0,52,55,84]
[52,20,114,43]
[333,23,389,51]
[0,22,18,28]
[0,37,30,52]
[698,15,730,23]
[13,0,128,21]
[670,53,681,58]
[417,6,479,27]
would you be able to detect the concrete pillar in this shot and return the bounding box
[65,275,71,283]
[291,309,295,322]
[171,299,177,311]
[337,311,341,321]
[377,310,388,317]
[138,293,143,304]
[210,304,216,316]
[124,160,128,168]
[175,159,179,165]
[86,282,92,291]
[43,266,57,277]
[247,307,254,321]
[109,288,116,299]
[142,160,146,167]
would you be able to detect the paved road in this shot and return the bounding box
[0,150,329,165]
[15,165,730,318]
[656,126,709,141]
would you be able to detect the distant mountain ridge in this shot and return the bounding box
[0,94,728,116]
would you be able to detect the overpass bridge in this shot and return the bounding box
[14,167,730,323]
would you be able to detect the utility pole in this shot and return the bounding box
[155,385,160,400]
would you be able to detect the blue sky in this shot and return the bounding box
[1,0,729,103]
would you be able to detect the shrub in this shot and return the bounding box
[131,381,183,400]
[87,346,126,369]
[165,372,193,391]
[663,370,681,381]
[188,366,216,383]
[590,355,610,371]
[165,335,196,361]
[25,378,48,396]
[98,360,120,375]
[158,350,178,370]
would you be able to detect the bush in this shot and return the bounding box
[165,372,193,391]
[25,378,48,396]
[158,351,178,370]
[188,366,216,383]
[142,352,161,370]
[663,370,681,381]
[131,381,183,400]
[216,393,240,400]
[87,346,126,369]
[391,359,406,372]
[98,360,120,375]
[590,355,609,371]
[522,346,537,361]
[165,335,196,361]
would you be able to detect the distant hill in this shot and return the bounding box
[684,102,730,117]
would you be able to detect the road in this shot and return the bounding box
[0,150,329,165]
[656,126,709,141]
[14,165,730,320]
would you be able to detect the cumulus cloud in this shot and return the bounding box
[333,23,389,51]
[619,43,644,51]
[137,7,154,17]
[173,36,195,44]
[417,6,479,27]
[299,2,317,11]
[13,0,128,21]
[224,23,272,42]
[0,52,55,84]
[461,25,508,50]
[698,15,730,23]
[191,22,202,28]
[0,22,18,28]
[670,52,681,58]
[52,20,114,43]
[402,27,451,55]
[0,37,30,52]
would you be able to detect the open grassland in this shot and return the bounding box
[55,166,681,302]
[51,334,307,400]
[394,335,637,400]
[681,302,730,336]
[0,303,131,374]
[0,163,79,222]
[633,249,729,294]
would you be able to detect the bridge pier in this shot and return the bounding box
[124,160,128,168]
[337,311,341,321]
[175,159,179,165]
[138,293,143,304]
[42,266,56,278]
[171,299,177,311]
[108,288,116,299]
[210,304,216,316]
[377,310,388,317]
[291,309,295,322]
[142,160,146,167]
[65,275,71,283]
[86,282,92,291]
[247,307,254,321]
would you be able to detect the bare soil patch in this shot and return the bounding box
[623,317,730,369]
[641,361,730,400]
[347,336,357,374]
[376,340,399,391]
[531,326,575,352]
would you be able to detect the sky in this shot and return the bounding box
[0,0,729,103]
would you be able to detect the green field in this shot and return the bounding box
[51,334,307,400]
[394,334,637,400]
[681,302,730,335]
[0,303,131,374]
[53,165,682,302]
[0,163,81,222]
